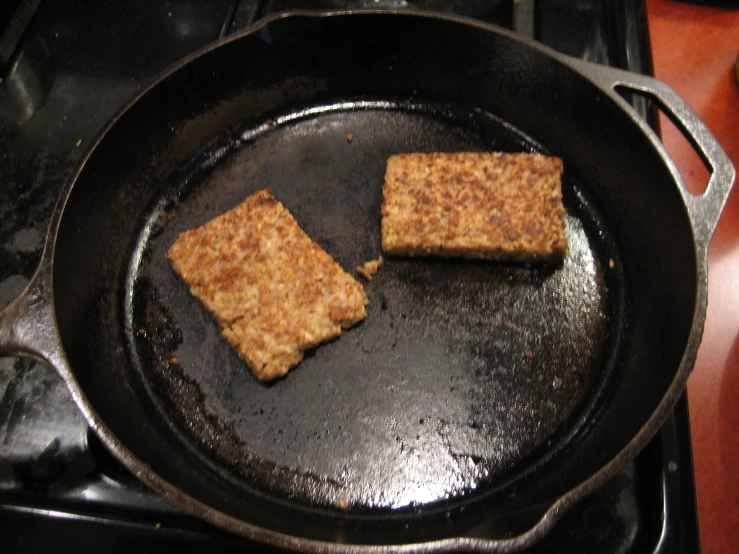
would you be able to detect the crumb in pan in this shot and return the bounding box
[167,188,369,381]
[380,152,567,263]
[356,255,384,281]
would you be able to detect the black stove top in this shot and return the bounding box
[0,1,700,552]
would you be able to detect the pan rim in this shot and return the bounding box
[37,8,709,553]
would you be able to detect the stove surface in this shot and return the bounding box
[0,1,700,552]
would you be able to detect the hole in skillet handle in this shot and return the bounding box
[614,85,711,195]
[562,56,734,245]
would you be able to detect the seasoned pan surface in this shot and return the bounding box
[127,99,622,511]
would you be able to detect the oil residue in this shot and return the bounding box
[124,102,623,513]
[131,276,349,507]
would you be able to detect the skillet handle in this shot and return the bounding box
[0,260,67,372]
[561,57,735,247]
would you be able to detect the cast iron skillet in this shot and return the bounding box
[0,9,734,553]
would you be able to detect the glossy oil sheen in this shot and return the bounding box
[126,100,622,510]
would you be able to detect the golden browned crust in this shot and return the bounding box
[166,189,369,381]
[380,152,568,263]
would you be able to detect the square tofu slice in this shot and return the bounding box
[167,189,369,381]
[381,152,568,263]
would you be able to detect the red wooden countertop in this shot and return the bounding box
[646,1,739,552]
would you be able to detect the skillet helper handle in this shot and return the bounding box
[0,261,66,371]
[562,57,735,246]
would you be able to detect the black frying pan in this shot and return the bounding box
[0,10,734,552]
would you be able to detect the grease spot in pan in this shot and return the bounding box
[124,99,622,513]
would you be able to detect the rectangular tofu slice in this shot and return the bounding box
[167,189,369,381]
[381,152,568,263]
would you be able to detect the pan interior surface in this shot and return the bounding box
[125,98,621,513]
